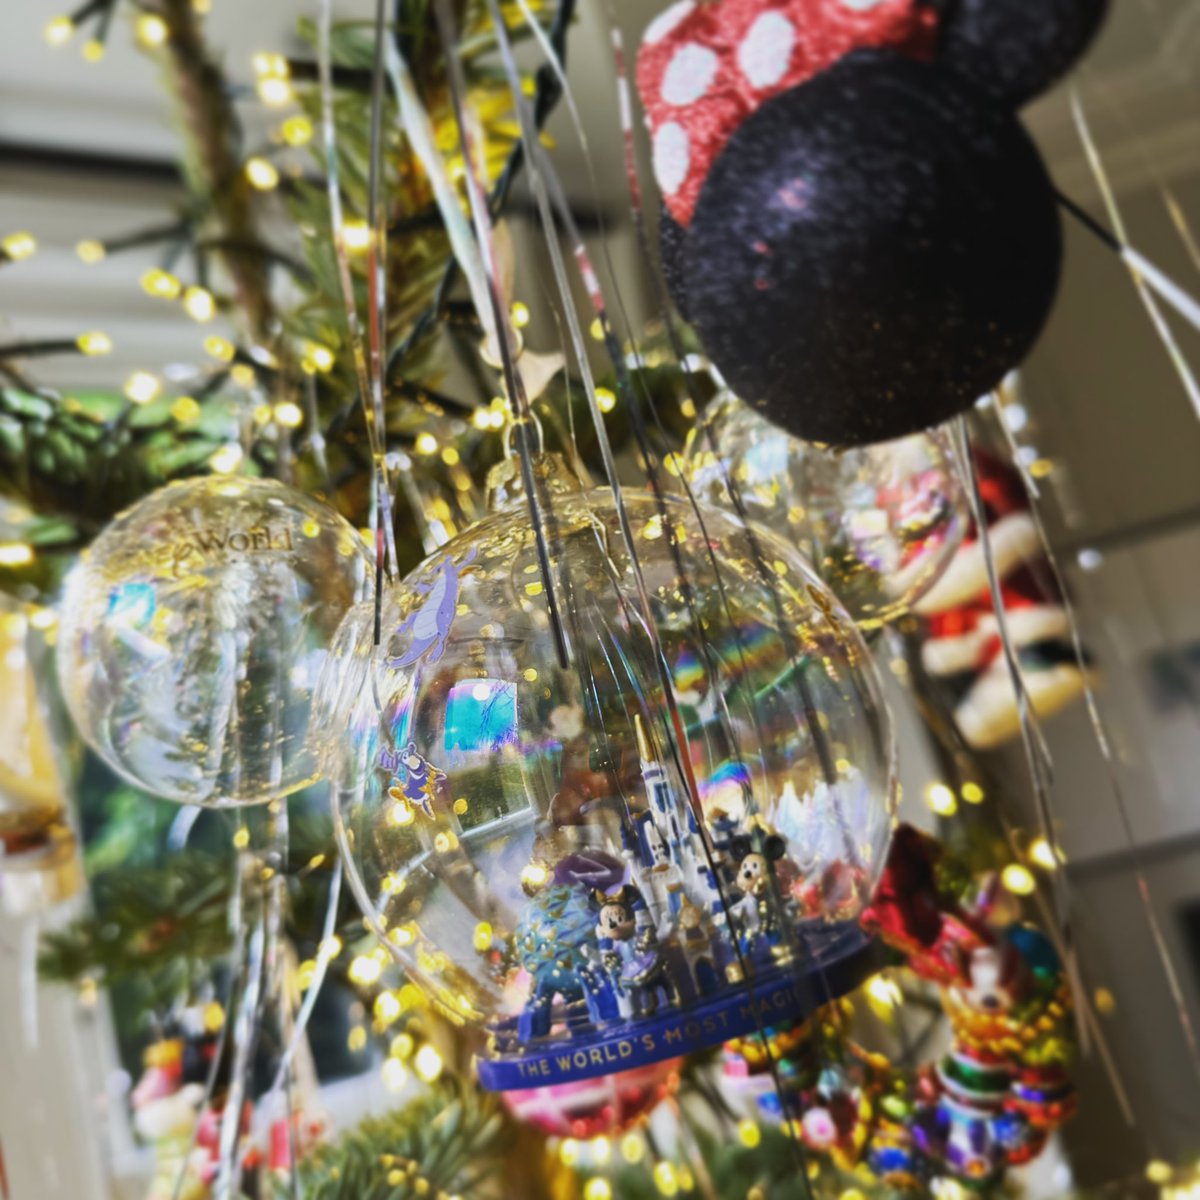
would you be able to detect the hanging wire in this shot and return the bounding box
[987,397,1200,1079]
[1066,89,1200,418]
[317,0,398,650]
[427,0,571,667]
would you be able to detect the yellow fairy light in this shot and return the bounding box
[193,0,211,12]
[171,396,201,423]
[1094,986,1117,1015]
[679,396,697,419]
[302,341,335,373]
[82,40,105,63]
[281,115,313,146]
[341,220,371,251]
[231,363,257,389]
[295,959,317,990]
[124,371,161,405]
[584,1181,612,1200]
[232,827,251,849]
[510,300,531,328]
[519,863,547,889]
[257,76,293,107]
[1029,837,1061,870]
[591,1137,612,1166]
[348,954,383,986]
[737,1119,761,1148]
[204,335,235,362]
[0,543,35,568]
[653,1162,679,1196]
[677,1166,694,1192]
[44,16,74,45]
[141,267,182,299]
[589,317,604,342]
[1001,863,1036,896]
[2,232,37,261]
[272,400,303,428]
[245,157,279,191]
[473,922,493,953]
[135,13,169,47]
[596,387,617,414]
[253,404,272,426]
[318,935,343,961]
[620,1134,645,1164]
[413,1044,443,1083]
[866,974,903,1012]
[375,990,402,1024]
[1029,457,1055,480]
[960,781,984,805]
[208,443,243,475]
[77,330,112,356]
[29,608,57,630]
[381,1056,409,1092]
[472,408,494,431]
[182,285,215,322]
[1147,1162,1174,1186]
[347,1025,368,1053]
[76,239,106,264]
[415,432,439,455]
[926,783,958,817]
[389,800,415,827]
[840,1190,867,1200]
[441,446,460,466]
[252,52,287,77]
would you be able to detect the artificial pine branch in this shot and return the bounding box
[285,1081,513,1200]
[158,0,280,348]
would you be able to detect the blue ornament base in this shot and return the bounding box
[477,925,880,1091]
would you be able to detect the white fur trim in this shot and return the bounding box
[914,512,1041,615]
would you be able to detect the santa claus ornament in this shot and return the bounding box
[638,0,1108,447]
[914,448,1090,750]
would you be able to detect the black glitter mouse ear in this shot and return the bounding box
[937,0,1110,109]
[682,51,1061,447]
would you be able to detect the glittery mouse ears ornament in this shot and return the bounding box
[638,0,1108,447]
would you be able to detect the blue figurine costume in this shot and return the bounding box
[389,743,446,821]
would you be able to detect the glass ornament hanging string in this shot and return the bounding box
[318,0,399,643]
[484,4,856,1184]
[426,0,571,669]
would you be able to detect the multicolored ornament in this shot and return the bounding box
[915,449,1089,749]
[57,476,371,806]
[862,826,1077,1186]
[684,392,968,626]
[322,453,894,1090]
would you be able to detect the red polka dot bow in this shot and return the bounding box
[637,0,940,225]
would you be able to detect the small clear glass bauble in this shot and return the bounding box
[323,456,895,1088]
[58,475,371,806]
[683,393,969,627]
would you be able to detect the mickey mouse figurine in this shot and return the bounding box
[593,884,682,1018]
[729,833,790,958]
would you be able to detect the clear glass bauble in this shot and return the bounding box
[58,475,371,806]
[322,457,895,1087]
[683,393,969,627]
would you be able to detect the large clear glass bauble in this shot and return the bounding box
[323,459,895,1083]
[683,393,968,627]
[58,476,371,806]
